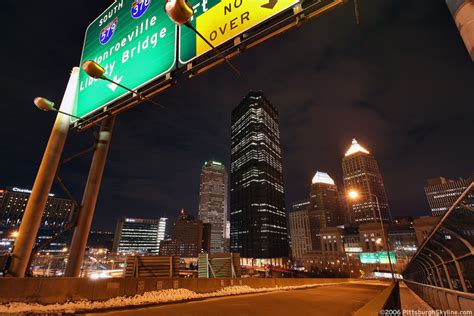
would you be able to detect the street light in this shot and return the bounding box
[34,97,101,127]
[10,231,19,238]
[81,60,165,109]
[347,189,396,282]
[164,0,240,76]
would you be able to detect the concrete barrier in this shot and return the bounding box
[353,282,400,316]
[0,277,359,304]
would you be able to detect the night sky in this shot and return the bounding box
[1,1,472,231]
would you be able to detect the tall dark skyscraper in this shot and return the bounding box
[230,91,288,261]
[198,160,228,253]
[342,139,391,224]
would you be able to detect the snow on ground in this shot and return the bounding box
[0,282,350,314]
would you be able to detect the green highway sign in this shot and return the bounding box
[360,251,396,264]
[74,0,177,121]
[179,0,299,64]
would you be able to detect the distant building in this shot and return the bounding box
[0,187,73,229]
[230,91,289,263]
[424,176,473,216]
[87,231,115,251]
[307,171,345,251]
[112,217,168,255]
[198,160,228,254]
[159,210,210,258]
[288,207,312,266]
[304,221,418,276]
[342,139,391,224]
[0,187,74,254]
[413,216,441,245]
[388,222,418,268]
[291,200,310,213]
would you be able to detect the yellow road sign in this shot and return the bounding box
[196,0,298,56]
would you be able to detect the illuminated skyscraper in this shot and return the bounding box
[307,171,345,250]
[198,160,228,253]
[230,91,288,260]
[342,139,391,224]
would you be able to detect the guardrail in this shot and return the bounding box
[354,282,401,316]
[403,181,474,312]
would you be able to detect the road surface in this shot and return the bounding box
[87,283,388,316]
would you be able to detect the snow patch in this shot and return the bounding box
[0,283,346,314]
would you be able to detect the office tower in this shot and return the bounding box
[291,199,310,213]
[342,139,391,224]
[309,171,344,227]
[87,231,115,251]
[307,171,344,250]
[0,187,74,254]
[198,160,228,254]
[0,187,73,229]
[230,91,288,261]
[159,209,210,258]
[424,176,473,216]
[112,217,168,254]
[288,206,311,266]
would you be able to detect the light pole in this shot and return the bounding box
[347,190,396,282]
[6,67,80,277]
[34,97,101,127]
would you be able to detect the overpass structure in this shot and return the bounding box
[403,181,474,312]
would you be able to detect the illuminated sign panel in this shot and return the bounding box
[360,251,396,264]
[74,0,177,120]
[12,187,55,197]
[179,0,299,64]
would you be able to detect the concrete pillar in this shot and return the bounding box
[446,0,474,61]
[7,67,79,277]
[65,117,115,277]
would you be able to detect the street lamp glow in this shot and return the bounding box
[348,190,360,200]
[34,97,56,112]
[376,238,382,245]
[10,231,19,238]
[82,60,105,79]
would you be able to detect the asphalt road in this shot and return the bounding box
[92,283,388,316]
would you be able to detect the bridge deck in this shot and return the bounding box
[85,283,388,316]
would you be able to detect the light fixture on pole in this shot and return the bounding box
[164,0,240,76]
[34,97,99,125]
[81,61,164,108]
[347,189,396,282]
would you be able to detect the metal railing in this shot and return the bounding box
[403,181,474,311]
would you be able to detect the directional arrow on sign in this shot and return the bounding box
[107,75,123,92]
[261,0,278,9]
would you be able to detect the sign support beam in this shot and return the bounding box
[7,67,80,277]
[65,116,115,277]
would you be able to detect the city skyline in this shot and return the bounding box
[0,1,472,231]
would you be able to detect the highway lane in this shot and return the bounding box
[89,282,388,316]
